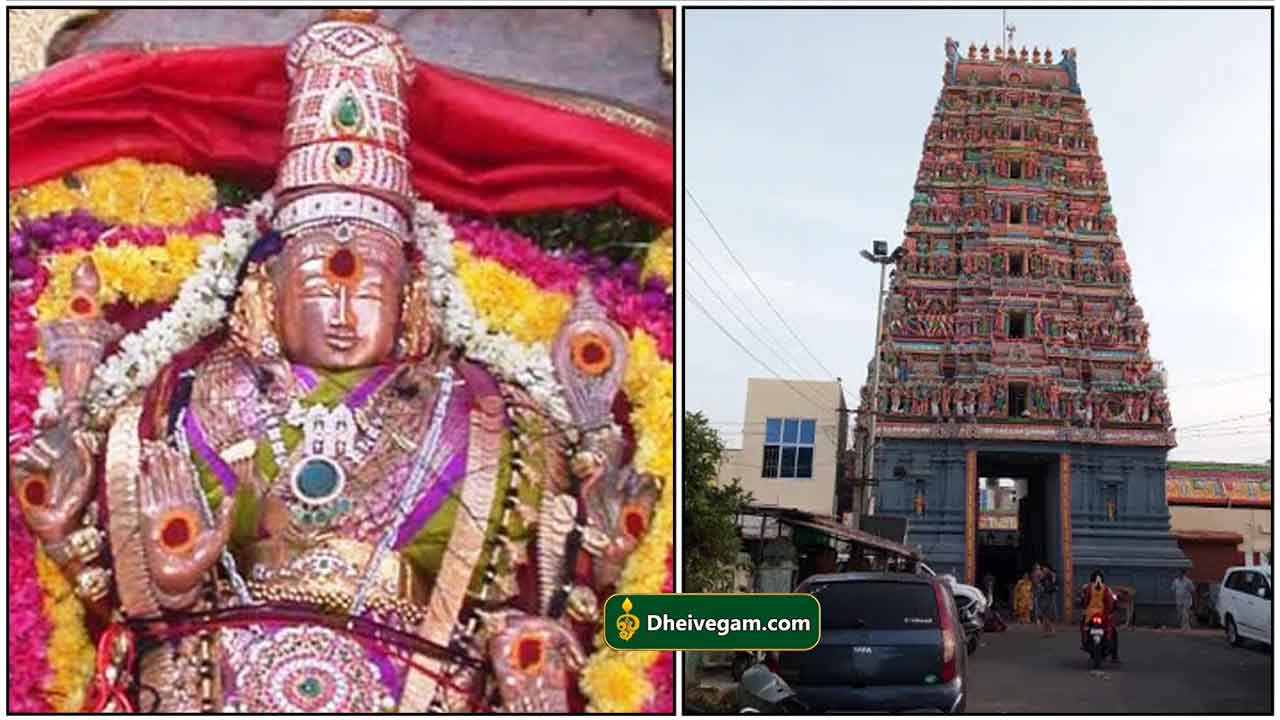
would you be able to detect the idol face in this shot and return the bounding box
[275,232,404,370]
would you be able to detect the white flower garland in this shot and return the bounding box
[81,195,571,428]
[83,194,272,421]
[413,201,573,425]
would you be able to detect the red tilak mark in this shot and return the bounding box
[328,248,357,278]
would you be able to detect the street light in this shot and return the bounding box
[859,240,906,521]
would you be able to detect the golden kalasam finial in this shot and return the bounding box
[323,9,379,24]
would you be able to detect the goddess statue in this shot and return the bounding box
[10,13,668,713]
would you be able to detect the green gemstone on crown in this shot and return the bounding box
[336,95,361,128]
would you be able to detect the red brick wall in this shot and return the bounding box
[1177,538,1245,584]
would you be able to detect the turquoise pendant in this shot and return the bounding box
[290,455,346,507]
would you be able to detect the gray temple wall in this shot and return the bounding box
[873,438,1189,625]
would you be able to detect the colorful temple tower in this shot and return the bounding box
[851,39,1188,622]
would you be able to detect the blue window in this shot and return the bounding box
[765,418,782,443]
[762,417,818,479]
[783,418,799,443]
[798,419,816,444]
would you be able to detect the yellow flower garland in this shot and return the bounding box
[642,227,674,288]
[452,244,572,343]
[34,233,214,323]
[453,249,675,712]
[34,550,96,712]
[18,158,215,712]
[580,329,674,712]
[11,158,216,227]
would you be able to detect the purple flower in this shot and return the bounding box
[11,257,38,279]
[9,232,28,257]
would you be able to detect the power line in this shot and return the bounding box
[1176,410,1271,432]
[688,233,819,379]
[686,187,838,380]
[688,252,811,379]
[688,289,835,415]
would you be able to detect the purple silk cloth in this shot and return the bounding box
[345,363,399,409]
[392,379,474,549]
[292,364,318,393]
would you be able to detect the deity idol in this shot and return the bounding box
[11,13,666,713]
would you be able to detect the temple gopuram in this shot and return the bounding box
[851,38,1188,623]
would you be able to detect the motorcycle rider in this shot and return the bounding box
[1078,570,1120,663]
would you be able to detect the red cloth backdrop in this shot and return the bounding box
[9,46,672,224]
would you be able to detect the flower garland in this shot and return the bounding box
[642,227,674,289]
[9,158,217,229]
[579,329,675,712]
[82,196,270,418]
[443,213,675,712]
[416,202,574,425]
[452,244,573,345]
[9,272,48,454]
[34,550,96,711]
[450,217,674,359]
[34,230,218,322]
[7,496,54,712]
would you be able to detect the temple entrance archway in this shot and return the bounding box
[967,450,1070,615]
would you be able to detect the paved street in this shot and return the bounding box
[967,623,1273,714]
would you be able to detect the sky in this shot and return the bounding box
[685,8,1272,463]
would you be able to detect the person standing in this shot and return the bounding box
[1014,573,1034,623]
[1172,569,1196,631]
[1038,563,1058,636]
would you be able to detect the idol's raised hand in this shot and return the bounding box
[138,442,235,606]
[11,419,97,548]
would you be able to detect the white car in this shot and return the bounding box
[1216,566,1271,647]
[916,562,987,654]
[916,562,988,613]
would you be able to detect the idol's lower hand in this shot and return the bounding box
[486,612,586,713]
[11,419,96,548]
[138,442,235,604]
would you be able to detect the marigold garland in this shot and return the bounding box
[580,329,674,712]
[10,158,216,228]
[642,227,674,288]
[452,243,573,344]
[34,550,96,711]
[34,231,215,322]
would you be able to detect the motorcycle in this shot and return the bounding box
[731,650,765,682]
[1084,613,1110,670]
[735,661,808,714]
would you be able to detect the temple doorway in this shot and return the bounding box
[975,452,1061,614]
